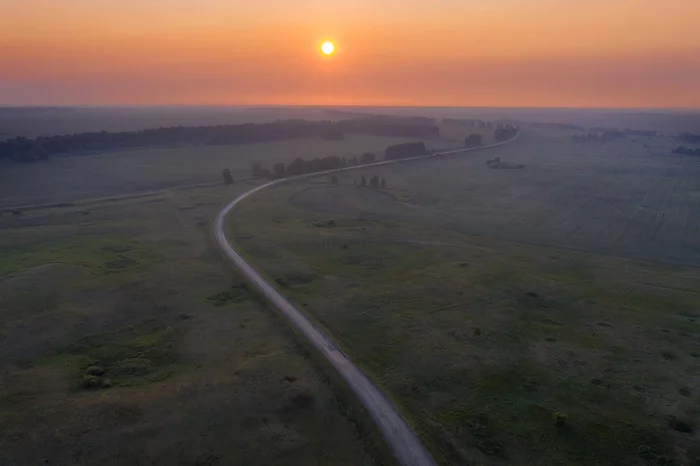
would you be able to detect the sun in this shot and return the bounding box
[320,40,336,56]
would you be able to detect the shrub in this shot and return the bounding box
[272,162,286,178]
[85,366,105,376]
[553,411,568,427]
[222,168,233,185]
[82,375,103,389]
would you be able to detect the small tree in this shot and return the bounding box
[369,176,379,188]
[353,179,358,186]
[273,162,286,178]
[380,178,386,189]
[222,168,234,185]
[330,175,338,184]
[360,176,367,187]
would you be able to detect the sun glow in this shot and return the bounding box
[320,40,336,56]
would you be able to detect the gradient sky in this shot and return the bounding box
[1,0,699,108]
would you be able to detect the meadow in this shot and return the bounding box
[0,184,387,466]
[229,126,700,464]
[0,134,456,209]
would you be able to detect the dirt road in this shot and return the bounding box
[213,135,519,466]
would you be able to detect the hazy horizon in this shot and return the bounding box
[3,0,700,108]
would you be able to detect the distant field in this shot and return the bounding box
[0,184,383,465]
[229,129,700,464]
[0,106,329,138]
[0,135,455,209]
[285,131,700,266]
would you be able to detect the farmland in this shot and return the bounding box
[229,126,700,464]
[0,185,385,466]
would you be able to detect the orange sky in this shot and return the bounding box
[1,0,699,107]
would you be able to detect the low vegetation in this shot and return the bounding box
[231,128,700,464]
[0,185,381,465]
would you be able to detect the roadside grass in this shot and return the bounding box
[230,133,700,464]
[0,184,382,466]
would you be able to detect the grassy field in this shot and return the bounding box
[0,184,389,466]
[284,130,700,266]
[0,135,456,209]
[229,128,700,464]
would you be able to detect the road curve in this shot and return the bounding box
[213,134,519,466]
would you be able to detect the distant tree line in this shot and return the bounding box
[572,129,626,143]
[0,117,440,163]
[679,133,700,144]
[572,128,658,144]
[443,118,494,128]
[672,146,700,156]
[252,141,428,180]
[385,142,427,160]
[494,124,520,142]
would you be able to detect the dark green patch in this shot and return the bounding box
[53,320,182,389]
[206,283,252,306]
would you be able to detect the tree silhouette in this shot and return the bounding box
[273,162,286,178]
[222,168,234,185]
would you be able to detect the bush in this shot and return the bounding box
[222,168,234,184]
[553,411,568,427]
[85,366,105,376]
[82,375,103,389]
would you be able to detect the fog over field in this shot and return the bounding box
[2,105,700,465]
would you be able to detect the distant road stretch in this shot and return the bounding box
[213,134,519,466]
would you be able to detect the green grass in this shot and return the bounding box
[230,129,700,464]
[0,184,382,466]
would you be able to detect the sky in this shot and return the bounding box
[1,0,699,108]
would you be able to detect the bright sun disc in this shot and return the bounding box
[321,41,336,56]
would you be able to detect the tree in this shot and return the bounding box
[385,142,426,160]
[369,176,379,188]
[465,134,483,147]
[252,162,263,177]
[353,179,358,186]
[360,152,376,164]
[222,168,234,185]
[494,124,519,142]
[273,162,286,178]
[380,178,386,189]
[360,176,367,187]
[330,175,338,184]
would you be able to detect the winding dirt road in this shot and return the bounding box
[213,135,519,466]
